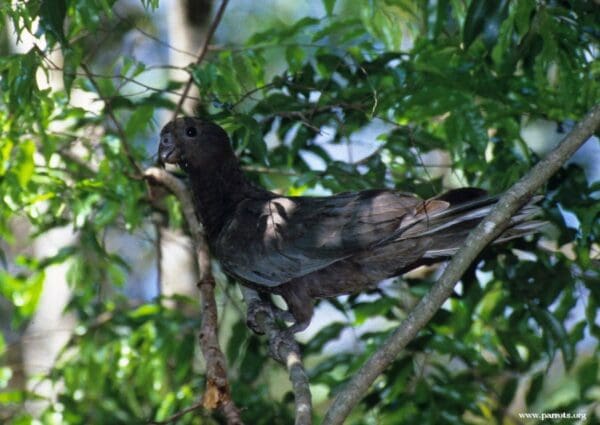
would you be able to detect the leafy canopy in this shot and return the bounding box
[0,0,598,424]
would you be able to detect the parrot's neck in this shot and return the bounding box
[188,159,271,243]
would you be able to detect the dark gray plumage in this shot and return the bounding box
[159,117,543,332]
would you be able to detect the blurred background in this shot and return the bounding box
[1,0,599,424]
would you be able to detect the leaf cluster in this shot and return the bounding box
[0,0,598,424]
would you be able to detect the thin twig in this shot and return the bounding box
[80,63,143,177]
[113,8,198,60]
[231,81,278,108]
[50,66,202,102]
[172,0,230,118]
[147,401,204,425]
[322,103,600,424]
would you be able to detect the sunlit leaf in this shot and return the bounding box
[14,139,35,188]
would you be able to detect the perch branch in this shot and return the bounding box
[172,0,230,118]
[144,167,243,425]
[242,288,313,425]
[322,103,600,425]
[151,2,236,421]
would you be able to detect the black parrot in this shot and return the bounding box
[158,117,543,332]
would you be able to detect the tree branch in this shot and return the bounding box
[172,0,230,118]
[242,288,313,425]
[146,2,238,421]
[144,167,243,425]
[322,103,600,425]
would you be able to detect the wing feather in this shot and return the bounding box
[214,190,422,286]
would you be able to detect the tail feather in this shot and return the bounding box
[396,191,545,259]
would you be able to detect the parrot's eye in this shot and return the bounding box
[185,127,197,137]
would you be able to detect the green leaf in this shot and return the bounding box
[5,51,39,113]
[239,337,266,383]
[0,366,12,389]
[0,138,13,176]
[305,322,345,353]
[94,201,120,228]
[500,377,518,406]
[463,0,510,49]
[353,297,396,325]
[21,272,45,317]
[514,0,536,36]
[0,270,45,323]
[477,283,506,321]
[125,104,154,139]
[0,2,597,422]
[577,358,598,396]
[361,5,404,50]
[228,115,267,164]
[463,1,489,48]
[62,46,83,94]
[323,0,336,16]
[526,372,544,406]
[155,392,176,421]
[285,45,306,73]
[128,303,160,319]
[497,330,525,368]
[249,16,320,44]
[73,193,101,228]
[226,320,248,366]
[0,389,26,404]
[38,0,68,45]
[312,18,362,43]
[14,139,36,188]
[38,246,77,269]
[531,307,574,369]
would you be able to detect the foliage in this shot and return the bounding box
[1,0,599,424]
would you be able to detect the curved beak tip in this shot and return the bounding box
[158,133,180,164]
